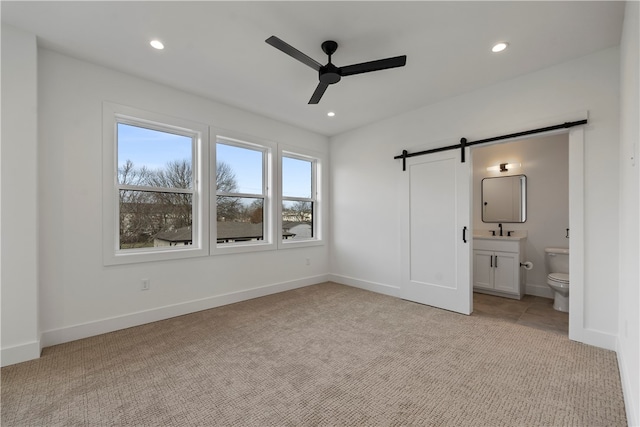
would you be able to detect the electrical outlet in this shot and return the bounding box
[141,279,150,291]
[305,258,311,266]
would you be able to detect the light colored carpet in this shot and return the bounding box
[1,282,627,426]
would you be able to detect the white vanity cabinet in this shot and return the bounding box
[473,237,526,299]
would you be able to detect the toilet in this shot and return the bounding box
[545,247,570,312]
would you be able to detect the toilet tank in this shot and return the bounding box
[545,247,569,274]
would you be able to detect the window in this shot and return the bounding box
[103,103,209,265]
[279,147,323,248]
[118,123,194,248]
[104,104,324,264]
[212,135,275,254]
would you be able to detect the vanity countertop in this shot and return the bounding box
[473,230,527,241]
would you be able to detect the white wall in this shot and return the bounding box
[617,2,639,425]
[1,25,40,366]
[472,134,569,298]
[29,48,330,352]
[330,47,620,349]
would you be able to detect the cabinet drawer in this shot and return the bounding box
[473,238,521,253]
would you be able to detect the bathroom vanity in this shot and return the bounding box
[473,234,526,299]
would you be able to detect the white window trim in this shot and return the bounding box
[102,102,210,265]
[278,145,325,249]
[211,130,277,255]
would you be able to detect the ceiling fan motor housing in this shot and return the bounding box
[320,63,341,84]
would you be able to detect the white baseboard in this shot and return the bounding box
[1,340,41,367]
[617,339,639,427]
[328,274,400,298]
[525,283,554,299]
[41,274,329,349]
[331,275,553,302]
[568,325,617,351]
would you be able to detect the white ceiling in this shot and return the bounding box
[1,1,625,136]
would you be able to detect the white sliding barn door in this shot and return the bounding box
[400,149,472,314]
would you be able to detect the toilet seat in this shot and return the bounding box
[548,273,570,287]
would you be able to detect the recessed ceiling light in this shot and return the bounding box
[150,39,164,50]
[327,111,336,117]
[491,42,508,53]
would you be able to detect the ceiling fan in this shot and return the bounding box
[266,36,407,104]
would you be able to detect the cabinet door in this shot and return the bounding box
[493,251,519,294]
[473,250,494,290]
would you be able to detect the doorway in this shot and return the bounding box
[399,125,585,343]
[470,131,574,336]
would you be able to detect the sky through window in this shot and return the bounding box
[118,124,312,197]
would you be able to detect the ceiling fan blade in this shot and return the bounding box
[340,55,407,77]
[265,36,322,71]
[308,82,329,104]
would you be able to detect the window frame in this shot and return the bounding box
[103,104,325,265]
[211,131,276,255]
[278,145,324,249]
[102,102,209,265]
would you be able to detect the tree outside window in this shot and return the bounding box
[282,155,315,240]
[215,140,267,244]
[117,123,195,249]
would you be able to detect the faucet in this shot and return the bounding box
[498,223,503,236]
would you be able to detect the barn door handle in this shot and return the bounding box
[462,226,467,243]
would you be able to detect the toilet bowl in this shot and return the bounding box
[547,272,569,312]
[545,248,570,312]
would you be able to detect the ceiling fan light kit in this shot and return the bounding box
[266,36,407,104]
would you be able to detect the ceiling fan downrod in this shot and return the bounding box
[319,41,341,85]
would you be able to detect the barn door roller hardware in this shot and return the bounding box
[394,119,588,171]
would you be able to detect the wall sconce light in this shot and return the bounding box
[487,162,521,173]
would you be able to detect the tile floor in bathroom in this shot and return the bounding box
[472,292,569,335]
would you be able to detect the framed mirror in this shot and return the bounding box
[482,175,527,223]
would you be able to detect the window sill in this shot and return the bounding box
[278,238,324,250]
[104,246,208,266]
[212,241,277,255]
